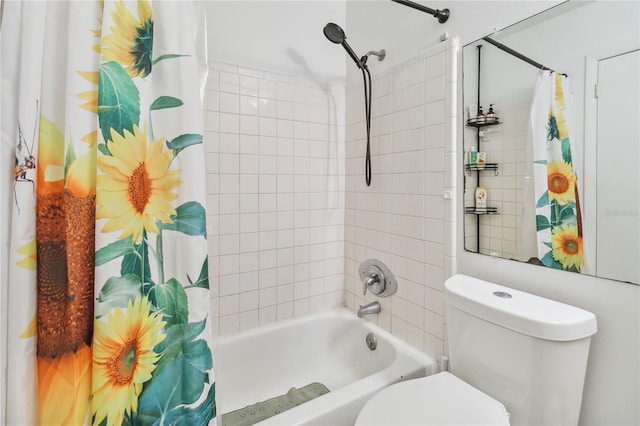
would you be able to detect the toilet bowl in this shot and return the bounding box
[356,372,509,425]
[355,274,597,425]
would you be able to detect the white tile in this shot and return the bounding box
[240,95,259,116]
[219,133,239,154]
[239,252,259,273]
[426,51,445,79]
[239,231,259,253]
[407,60,425,86]
[259,306,277,325]
[219,92,239,113]
[260,79,278,99]
[240,75,259,96]
[277,82,293,101]
[260,98,277,118]
[219,113,239,134]
[277,101,294,120]
[219,275,239,297]
[239,271,259,293]
[239,154,258,175]
[425,75,445,103]
[219,72,239,94]
[239,310,259,331]
[259,287,277,307]
[240,115,259,135]
[219,314,239,336]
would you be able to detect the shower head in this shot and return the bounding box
[323,22,345,44]
[323,23,364,69]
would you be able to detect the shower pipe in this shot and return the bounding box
[324,23,384,187]
[390,0,450,24]
[483,36,567,77]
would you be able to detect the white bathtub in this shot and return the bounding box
[213,308,437,425]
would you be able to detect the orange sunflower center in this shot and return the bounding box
[561,238,580,255]
[109,339,138,385]
[128,163,152,213]
[548,172,569,194]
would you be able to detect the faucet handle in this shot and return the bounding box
[362,272,380,294]
[362,267,384,295]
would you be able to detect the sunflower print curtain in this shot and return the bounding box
[530,71,584,272]
[3,1,215,425]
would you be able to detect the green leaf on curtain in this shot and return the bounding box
[544,241,553,248]
[121,239,153,286]
[166,133,203,157]
[150,96,184,111]
[533,159,547,165]
[561,138,573,164]
[95,236,136,266]
[547,115,559,141]
[151,278,189,326]
[95,274,143,317]
[154,319,207,367]
[136,355,207,425]
[98,61,140,143]
[151,53,189,65]
[182,339,213,372]
[97,143,111,156]
[536,215,552,231]
[157,201,207,237]
[541,250,563,269]
[157,383,216,426]
[187,257,209,289]
[536,191,549,208]
[64,138,76,179]
[558,212,577,227]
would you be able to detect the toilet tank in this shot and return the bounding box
[444,274,597,426]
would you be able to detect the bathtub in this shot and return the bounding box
[213,308,437,425]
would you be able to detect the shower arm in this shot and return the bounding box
[390,0,450,24]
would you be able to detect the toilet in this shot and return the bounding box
[356,274,597,425]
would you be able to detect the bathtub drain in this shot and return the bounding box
[365,332,377,351]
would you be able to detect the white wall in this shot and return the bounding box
[205,1,639,424]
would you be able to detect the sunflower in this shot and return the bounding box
[96,124,179,243]
[77,71,99,113]
[553,73,570,140]
[101,0,154,78]
[16,240,36,270]
[92,296,166,426]
[551,224,583,271]
[547,160,576,205]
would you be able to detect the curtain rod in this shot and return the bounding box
[482,36,567,77]
[390,0,450,23]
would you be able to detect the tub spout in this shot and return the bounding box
[357,301,381,318]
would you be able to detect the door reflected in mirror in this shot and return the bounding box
[462,0,639,284]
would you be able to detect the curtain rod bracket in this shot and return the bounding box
[391,0,450,24]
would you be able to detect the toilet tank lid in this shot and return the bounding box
[444,274,597,341]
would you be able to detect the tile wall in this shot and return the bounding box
[343,39,458,362]
[203,62,346,337]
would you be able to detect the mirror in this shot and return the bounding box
[462,0,639,284]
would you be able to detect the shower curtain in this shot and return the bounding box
[529,71,583,272]
[1,1,215,425]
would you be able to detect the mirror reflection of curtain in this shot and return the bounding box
[2,2,215,424]
[529,71,584,272]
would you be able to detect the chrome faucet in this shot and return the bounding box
[357,301,381,318]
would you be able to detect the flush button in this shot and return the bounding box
[493,291,512,298]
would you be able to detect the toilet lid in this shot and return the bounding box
[355,372,510,425]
